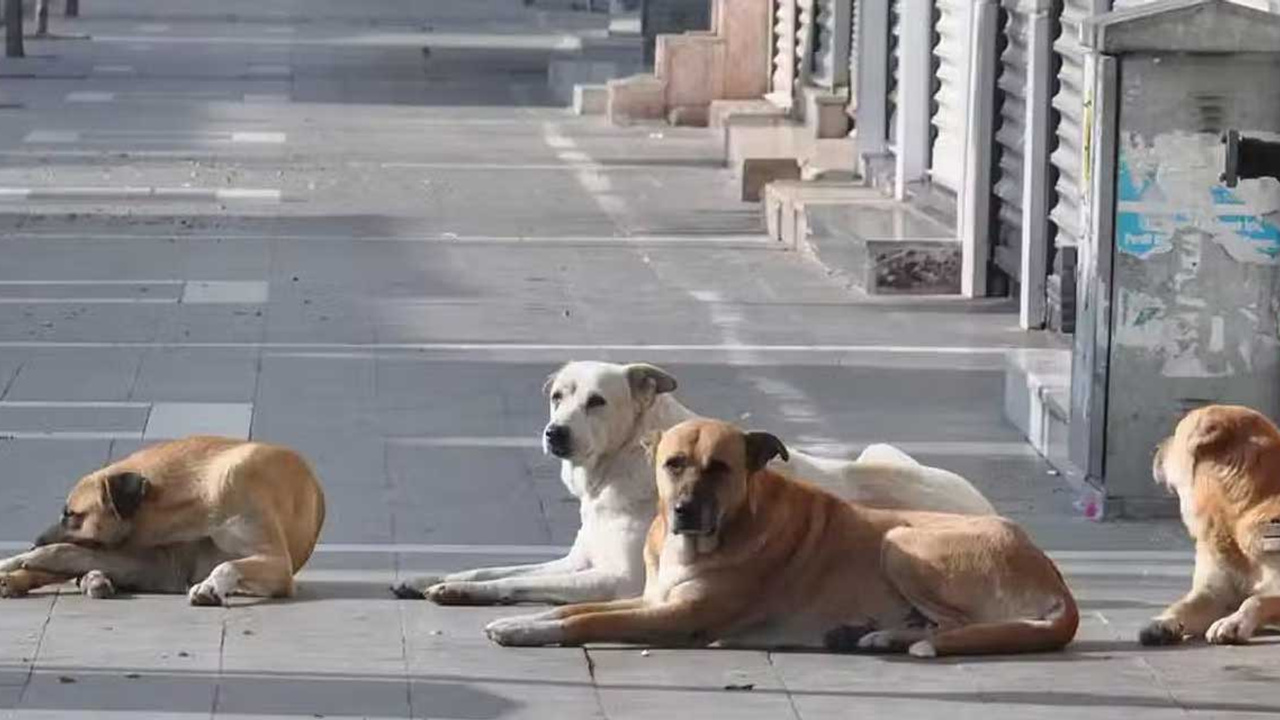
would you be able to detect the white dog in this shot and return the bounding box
[391,361,996,606]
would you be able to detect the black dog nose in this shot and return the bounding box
[545,425,569,444]
[673,500,697,519]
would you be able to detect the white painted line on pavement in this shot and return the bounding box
[247,63,293,78]
[391,436,1037,457]
[91,64,136,75]
[65,91,116,103]
[93,32,583,52]
[23,130,80,144]
[243,93,291,103]
[0,297,176,305]
[230,131,287,144]
[388,436,541,448]
[0,540,572,555]
[0,341,1023,355]
[0,187,281,202]
[215,188,282,202]
[0,401,151,408]
[0,431,142,441]
[135,23,171,32]
[0,279,181,285]
[379,162,665,172]
[143,402,253,441]
[181,280,269,304]
[1,231,773,246]
[556,150,592,164]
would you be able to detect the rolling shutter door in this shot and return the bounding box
[991,0,1031,281]
[928,0,972,193]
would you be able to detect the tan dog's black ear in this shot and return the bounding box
[625,364,678,401]
[744,432,789,473]
[104,472,149,519]
[640,430,664,461]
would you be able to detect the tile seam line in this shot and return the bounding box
[0,341,1024,354]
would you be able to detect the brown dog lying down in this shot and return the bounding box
[485,418,1078,657]
[1141,404,1280,645]
[0,436,326,605]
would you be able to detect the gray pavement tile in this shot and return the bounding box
[0,405,147,436]
[131,347,259,402]
[143,401,253,440]
[2,350,144,402]
[16,671,217,718]
[387,446,553,545]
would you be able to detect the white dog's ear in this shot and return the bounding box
[625,364,678,401]
[543,365,566,396]
[640,430,664,461]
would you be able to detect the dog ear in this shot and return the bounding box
[639,430,664,461]
[104,472,149,520]
[744,432,789,473]
[625,364,678,401]
[543,365,565,397]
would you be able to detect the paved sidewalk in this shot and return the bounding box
[0,1,1273,718]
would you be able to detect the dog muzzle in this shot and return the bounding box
[671,499,717,536]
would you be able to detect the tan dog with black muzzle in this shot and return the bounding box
[1140,404,1280,646]
[485,418,1077,657]
[0,436,325,605]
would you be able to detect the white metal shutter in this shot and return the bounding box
[1048,0,1099,262]
[848,0,860,100]
[991,0,1030,281]
[928,0,972,193]
[887,0,900,145]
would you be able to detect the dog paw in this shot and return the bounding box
[856,630,910,653]
[907,640,938,658]
[188,580,226,607]
[484,617,562,647]
[79,571,115,600]
[1138,618,1186,646]
[1206,612,1256,645]
[390,582,426,600]
[425,582,490,606]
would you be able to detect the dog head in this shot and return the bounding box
[35,471,149,548]
[646,418,788,538]
[542,361,677,464]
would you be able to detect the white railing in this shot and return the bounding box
[769,0,799,107]
[810,0,852,90]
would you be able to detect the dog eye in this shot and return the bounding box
[705,460,728,474]
[550,391,563,404]
[586,394,606,409]
[664,456,687,472]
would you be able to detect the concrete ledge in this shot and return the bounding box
[740,158,800,202]
[709,99,787,129]
[803,203,961,294]
[764,180,880,249]
[573,84,608,115]
[799,86,852,139]
[550,59,643,106]
[606,74,667,125]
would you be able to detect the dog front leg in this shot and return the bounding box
[0,544,165,598]
[189,554,294,606]
[486,598,720,647]
[426,568,632,606]
[392,553,585,600]
[1139,545,1241,646]
[0,568,73,598]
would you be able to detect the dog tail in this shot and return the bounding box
[911,594,1079,658]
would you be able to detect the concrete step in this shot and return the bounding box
[764,180,879,249]
[1003,348,1105,519]
[801,202,962,295]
